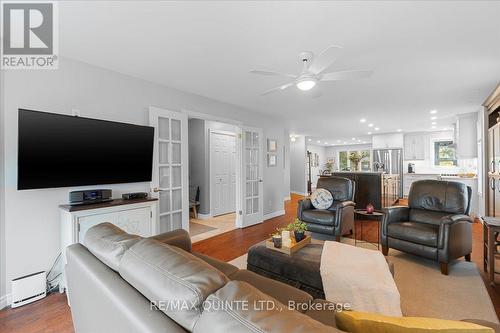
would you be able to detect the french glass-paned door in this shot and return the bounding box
[242,127,263,227]
[150,107,188,233]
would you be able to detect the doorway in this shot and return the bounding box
[187,117,238,242]
[149,107,264,242]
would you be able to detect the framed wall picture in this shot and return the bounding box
[267,139,277,152]
[267,154,277,167]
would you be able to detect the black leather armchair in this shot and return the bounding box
[381,180,473,275]
[297,177,355,241]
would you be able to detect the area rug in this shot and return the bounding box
[229,240,498,323]
[189,222,216,236]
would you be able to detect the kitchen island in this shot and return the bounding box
[320,171,401,209]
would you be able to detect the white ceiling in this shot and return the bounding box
[58,1,500,142]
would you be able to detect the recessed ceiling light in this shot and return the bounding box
[324,142,328,144]
[431,116,437,120]
[397,129,402,132]
[343,141,347,144]
[360,118,366,123]
[358,140,361,142]
[290,136,296,142]
[363,141,367,144]
[375,127,380,131]
[317,140,321,143]
[430,110,438,114]
[431,122,436,125]
[308,138,312,142]
[368,123,374,127]
[368,132,372,135]
[352,137,356,140]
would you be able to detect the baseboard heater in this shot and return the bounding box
[11,271,46,308]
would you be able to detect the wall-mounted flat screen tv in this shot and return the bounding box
[18,109,155,190]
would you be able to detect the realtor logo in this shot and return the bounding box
[1,2,58,69]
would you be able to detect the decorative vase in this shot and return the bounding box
[272,235,282,248]
[366,203,375,214]
[294,231,305,242]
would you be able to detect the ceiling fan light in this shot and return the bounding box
[296,79,316,91]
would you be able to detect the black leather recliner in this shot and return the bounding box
[381,180,472,275]
[297,177,355,241]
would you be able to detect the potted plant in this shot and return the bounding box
[348,151,368,171]
[289,218,308,242]
[271,229,282,248]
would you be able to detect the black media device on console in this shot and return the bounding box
[69,189,112,206]
[122,192,149,200]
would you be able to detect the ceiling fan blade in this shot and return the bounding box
[308,45,343,74]
[260,81,295,95]
[250,69,297,79]
[320,70,373,81]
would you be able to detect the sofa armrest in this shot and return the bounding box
[332,200,355,209]
[381,206,409,240]
[297,198,313,220]
[148,229,192,253]
[441,214,473,224]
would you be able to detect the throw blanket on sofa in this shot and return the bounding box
[320,241,402,316]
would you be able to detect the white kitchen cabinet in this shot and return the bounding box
[372,133,404,149]
[455,112,478,159]
[404,134,426,160]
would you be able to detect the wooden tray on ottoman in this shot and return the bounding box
[265,235,311,255]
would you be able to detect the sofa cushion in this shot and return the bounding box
[83,222,142,271]
[193,252,239,277]
[228,269,313,310]
[193,281,341,333]
[409,209,449,226]
[119,238,229,332]
[304,299,338,328]
[388,222,439,247]
[149,228,192,252]
[302,210,336,225]
[335,311,494,333]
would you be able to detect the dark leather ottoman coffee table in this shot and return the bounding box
[247,240,326,299]
[247,239,395,300]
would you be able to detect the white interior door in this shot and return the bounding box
[241,127,264,227]
[149,107,189,232]
[211,130,236,216]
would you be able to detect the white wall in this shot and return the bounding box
[290,136,307,195]
[306,144,326,187]
[283,129,291,200]
[1,57,288,304]
[0,66,6,308]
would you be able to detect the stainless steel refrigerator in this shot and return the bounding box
[372,148,403,206]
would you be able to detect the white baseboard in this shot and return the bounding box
[263,210,285,221]
[196,213,213,220]
[291,191,308,196]
[284,196,291,201]
[0,293,11,310]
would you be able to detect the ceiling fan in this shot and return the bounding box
[250,45,373,96]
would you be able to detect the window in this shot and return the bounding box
[434,140,457,166]
[338,150,371,171]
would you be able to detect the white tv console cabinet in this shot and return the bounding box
[59,198,159,291]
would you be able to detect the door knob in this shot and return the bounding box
[258,179,263,183]
[153,187,165,193]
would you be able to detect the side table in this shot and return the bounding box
[354,209,384,249]
[481,216,500,286]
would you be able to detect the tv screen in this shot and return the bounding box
[18,109,155,190]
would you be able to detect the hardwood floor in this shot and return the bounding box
[0,193,498,332]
